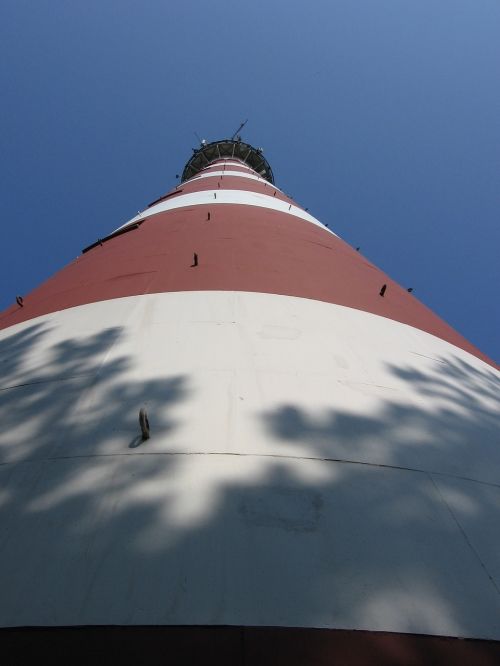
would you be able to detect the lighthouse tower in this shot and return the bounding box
[1,139,499,664]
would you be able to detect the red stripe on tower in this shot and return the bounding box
[0,154,495,368]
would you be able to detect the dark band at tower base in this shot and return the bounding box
[3,625,500,665]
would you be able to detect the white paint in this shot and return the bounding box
[113,189,337,236]
[1,291,499,637]
[203,159,255,171]
[188,162,255,177]
[182,170,282,190]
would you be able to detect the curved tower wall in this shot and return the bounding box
[1,149,500,663]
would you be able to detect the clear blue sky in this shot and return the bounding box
[1,0,499,362]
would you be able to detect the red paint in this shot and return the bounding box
[178,175,292,203]
[0,202,495,368]
[206,158,251,166]
[2,626,500,666]
[196,163,255,175]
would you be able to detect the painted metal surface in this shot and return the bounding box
[200,164,257,176]
[0,198,493,367]
[2,147,499,657]
[111,188,326,234]
[182,170,282,188]
[1,291,499,638]
[162,177,289,204]
[202,159,256,172]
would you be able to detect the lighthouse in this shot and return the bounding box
[1,139,499,664]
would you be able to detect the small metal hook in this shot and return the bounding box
[139,407,150,440]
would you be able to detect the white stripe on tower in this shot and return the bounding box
[1,291,499,634]
[113,190,333,235]
[182,170,282,188]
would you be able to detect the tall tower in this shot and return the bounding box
[1,140,499,664]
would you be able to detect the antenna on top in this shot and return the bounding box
[231,119,248,141]
[194,131,206,146]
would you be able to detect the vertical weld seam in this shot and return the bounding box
[428,472,500,596]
